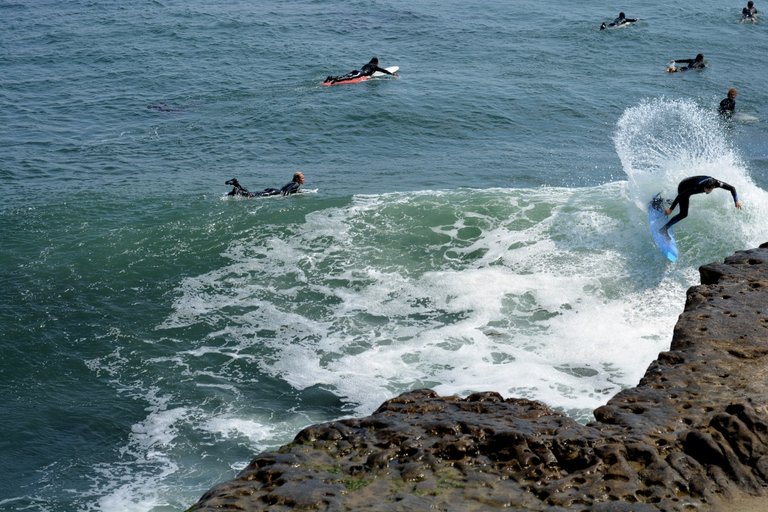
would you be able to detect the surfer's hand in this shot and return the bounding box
[735,200,743,209]
[663,208,672,216]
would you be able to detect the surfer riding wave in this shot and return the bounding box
[660,176,742,236]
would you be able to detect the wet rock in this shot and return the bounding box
[188,244,768,511]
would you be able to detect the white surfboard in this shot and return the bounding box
[733,112,759,124]
[372,66,399,77]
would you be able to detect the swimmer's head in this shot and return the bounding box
[728,88,738,99]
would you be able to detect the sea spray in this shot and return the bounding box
[614,97,768,254]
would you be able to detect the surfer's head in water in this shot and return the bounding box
[292,171,305,184]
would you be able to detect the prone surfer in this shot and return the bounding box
[226,172,305,198]
[718,88,738,118]
[324,57,396,85]
[666,53,706,72]
[600,12,638,30]
[660,176,742,236]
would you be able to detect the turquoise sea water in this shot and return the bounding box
[2,0,768,510]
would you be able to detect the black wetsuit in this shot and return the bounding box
[324,59,394,84]
[227,179,301,197]
[662,176,738,231]
[719,97,736,117]
[601,15,637,29]
[359,61,392,77]
[673,58,706,70]
[742,6,757,19]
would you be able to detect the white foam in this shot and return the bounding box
[157,185,694,422]
[202,417,276,446]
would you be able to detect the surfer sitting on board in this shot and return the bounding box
[719,88,738,118]
[666,53,706,72]
[324,57,396,85]
[600,12,637,30]
[660,176,742,236]
[742,1,758,20]
[226,172,305,198]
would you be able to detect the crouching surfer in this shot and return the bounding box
[660,176,742,238]
[323,57,396,85]
[226,172,305,197]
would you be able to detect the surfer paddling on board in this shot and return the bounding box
[659,176,742,237]
[719,88,738,118]
[600,12,638,30]
[226,172,305,198]
[323,57,396,85]
[666,53,706,72]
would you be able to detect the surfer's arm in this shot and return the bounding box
[664,195,680,215]
[374,66,395,76]
[673,59,694,65]
[719,182,742,208]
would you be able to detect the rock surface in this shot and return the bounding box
[188,244,768,511]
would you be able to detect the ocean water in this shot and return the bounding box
[1,0,767,510]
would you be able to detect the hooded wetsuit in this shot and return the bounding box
[662,176,738,231]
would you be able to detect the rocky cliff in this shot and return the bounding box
[188,244,768,511]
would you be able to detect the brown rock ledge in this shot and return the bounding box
[188,243,768,512]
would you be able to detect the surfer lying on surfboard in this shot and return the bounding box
[666,53,706,72]
[226,172,304,198]
[600,12,638,30]
[323,57,397,85]
[660,176,742,237]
